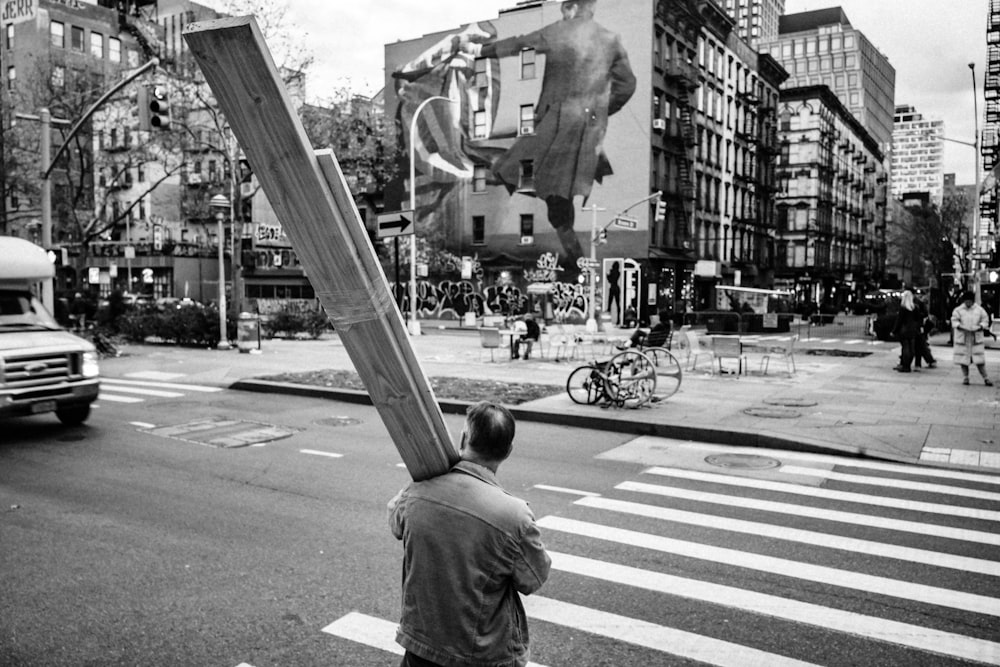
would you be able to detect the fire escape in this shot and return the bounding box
[983,0,1000,265]
[663,59,699,250]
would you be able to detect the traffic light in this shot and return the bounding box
[598,229,608,244]
[654,199,666,223]
[138,84,171,131]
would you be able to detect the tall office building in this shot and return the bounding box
[758,7,895,151]
[718,0,786,46]
[890,105,944,205]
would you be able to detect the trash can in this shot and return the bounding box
[237,312,261,353]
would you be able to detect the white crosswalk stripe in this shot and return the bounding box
[323,455,1000,665]
[97,377,223,405]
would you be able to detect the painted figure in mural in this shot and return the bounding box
[606,261,621,315]
[464,0,636,276]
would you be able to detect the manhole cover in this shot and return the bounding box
[705,454,781,469]
[763,397,818,408]
[742,406,802,418]
[141,418,298,448]
[316,416,362,427]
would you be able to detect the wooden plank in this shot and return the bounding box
[182,16,457,480]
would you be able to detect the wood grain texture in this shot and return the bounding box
[183,16,457,480]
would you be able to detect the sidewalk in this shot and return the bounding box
[99,325,1000,472]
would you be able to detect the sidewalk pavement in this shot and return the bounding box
[99,324,1000,473]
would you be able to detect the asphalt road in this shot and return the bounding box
[1,385,998,666]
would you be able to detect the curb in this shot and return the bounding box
[230,379,914,465]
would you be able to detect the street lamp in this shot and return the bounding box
[407,95,456,336]
[210,193,231,350]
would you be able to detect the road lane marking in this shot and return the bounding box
[97,383,184,398]
[549,551,1000,666]
[537,516,999,617]
[300,449,343,459]
[644,466,1000,521]
[533,484,601,497]
[97,393,144,404]
[779,465,1000,502]
[321,612,550,666]
[524,596,820,667]
[577,496,1000,576]
[130,421,157,429]
[618,481,1000,546]
[125,371,186,381]
[103,378,223,392]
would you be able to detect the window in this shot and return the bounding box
[519,104,535,135]
[473,110,487,139]
[519,214,534,239]
[51,66,65,89]
[474,58,488,88]
[90,32,103,58]
[71,25,84,51]
[50,21,64,48]
[6,66,13,90]
[127,49,140,68]
[109,37,121,63]
[519,160,534,190]
[6,23,13,50]
[472,216,485,245]
[520,48,536,79]
[473,165,486,193]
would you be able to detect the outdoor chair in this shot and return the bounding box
[478,327,502,362]
[640,327,673,351]
[680,326,712,371]
[711,335,746,376]
[551,323,581,362]
[760,335,798,375]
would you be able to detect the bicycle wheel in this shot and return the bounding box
[605,350,656,409]
[644,346,683,399]
[566,365,603,405]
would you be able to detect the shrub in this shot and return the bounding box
[261,307,330,339]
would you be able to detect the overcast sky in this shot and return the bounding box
[251,0,987,184]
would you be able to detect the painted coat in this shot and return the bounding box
[482,15,636,201]
[950,303,991,366]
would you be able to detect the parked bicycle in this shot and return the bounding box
[566,347,682,409]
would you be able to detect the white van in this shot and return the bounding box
[0,237,100,425]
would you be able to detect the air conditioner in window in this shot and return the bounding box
[652,118,667,131]
[520,235,534,245]
[520,126,535,135]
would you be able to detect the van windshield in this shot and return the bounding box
[0,289,60,331]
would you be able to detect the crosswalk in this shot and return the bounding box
[321,446,1000,666]
[98,373,223,404]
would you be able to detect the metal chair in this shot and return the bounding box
[760,335,798,375]
[680,326,712,371]
[478,327,502,362]
[711,335,746,376]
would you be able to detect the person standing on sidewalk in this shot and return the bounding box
[891,290,920,373]
[388,402,551,667]
[951,291,993,386]
[913,295,937,369]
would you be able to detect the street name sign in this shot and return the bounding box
[2,0,36,25]
[971,252,992,261]
[614,215,638,229]
[377,210,413,239]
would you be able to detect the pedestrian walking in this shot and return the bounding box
[950,291,993,386]
[913,296,936,369]
[891,290,920,373]
[388,402,551,667]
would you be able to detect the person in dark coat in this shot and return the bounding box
[913,296,937,369]
[891,290,921,373]
[468,0,636,275]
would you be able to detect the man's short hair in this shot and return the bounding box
[465,401,515,461]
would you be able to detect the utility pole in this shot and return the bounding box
[583,203,606,333]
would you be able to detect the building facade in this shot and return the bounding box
[891,104,944,205]
[718,0,785,47]
[382,0,787,324]
[759,8,895,152]
[774,85,888,310]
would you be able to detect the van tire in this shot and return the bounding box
[56,405,91,426]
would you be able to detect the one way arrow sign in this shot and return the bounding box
[377,210,414,239]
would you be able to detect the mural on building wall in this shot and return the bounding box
[391,0,636,280]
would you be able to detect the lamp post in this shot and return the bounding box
[407,95,456,336]
[210,194,231,350]
[970,63,983,302]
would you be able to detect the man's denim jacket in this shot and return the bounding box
[388,460,551,667]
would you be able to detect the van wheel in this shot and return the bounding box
[56,405,90,426]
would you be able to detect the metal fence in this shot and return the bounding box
[680,311,874,341]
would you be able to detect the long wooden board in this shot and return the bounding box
[183,16,457,480]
